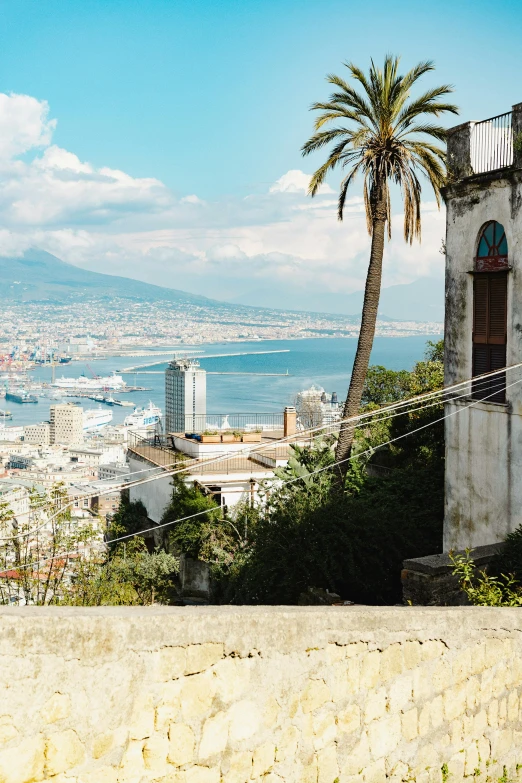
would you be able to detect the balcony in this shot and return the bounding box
[447,103,522,182]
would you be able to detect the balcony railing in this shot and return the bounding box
[471,111,513,174]
[170,412,284,435]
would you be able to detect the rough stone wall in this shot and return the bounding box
[0,607,522,783]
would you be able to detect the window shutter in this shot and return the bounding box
[488,274,507,343]
[472,272,507,403]
[473,276,488,344]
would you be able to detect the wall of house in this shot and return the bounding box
[128,454,173,523]
[0,606,521,783]
[444,161,522,549]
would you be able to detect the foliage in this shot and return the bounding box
[451,551,522,607]
[64,545,179,606]
[163,474,227,560]
[302,56,458,237]
[496,524,522,584]
[106,495,149,551]
[361,366,410,407]
[227,339,445,605]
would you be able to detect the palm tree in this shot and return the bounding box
[302,55,458,483]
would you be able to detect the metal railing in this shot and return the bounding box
[471,111,513,174]
[171,412,284,435]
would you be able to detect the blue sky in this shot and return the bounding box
[0,0,520,305]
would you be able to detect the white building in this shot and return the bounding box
[50,404,84,445]
[98,462,130,482]
[443,101,522,549]
[165,358,206,434]
[24,422,51,445]
[0,480,30,521]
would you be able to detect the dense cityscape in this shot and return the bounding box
[1,298,443,365]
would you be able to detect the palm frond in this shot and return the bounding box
[302,54,459,240]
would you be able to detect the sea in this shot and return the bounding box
[6,335,442,428]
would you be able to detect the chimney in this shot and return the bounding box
[284,406,297,438]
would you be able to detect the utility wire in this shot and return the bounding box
[4,370,519,574]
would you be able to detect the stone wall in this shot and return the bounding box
[0,606,522,783]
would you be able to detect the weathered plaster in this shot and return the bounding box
[444,157,522,549]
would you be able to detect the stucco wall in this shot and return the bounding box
[0,606,522,783]
[444,171,522,549]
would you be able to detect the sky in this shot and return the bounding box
[0,0,520,304]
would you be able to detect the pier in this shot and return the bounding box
[117,349,290,373]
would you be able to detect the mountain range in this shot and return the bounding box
[1,249,444,323]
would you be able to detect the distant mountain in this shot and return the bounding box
[0,249,213,305]
[227,277,445,322]
[0,249,444,324]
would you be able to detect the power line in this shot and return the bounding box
[3,370,519,574]
[0,363,514,541]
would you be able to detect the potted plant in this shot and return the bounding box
[242,430,262,443]
[200,429,221,443]
[221,431,235,443]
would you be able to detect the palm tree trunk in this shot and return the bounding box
[334,197,387,484]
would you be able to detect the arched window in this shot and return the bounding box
[472,221,508,402]
[475,220,508,272]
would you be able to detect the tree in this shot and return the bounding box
[302,56,458,481]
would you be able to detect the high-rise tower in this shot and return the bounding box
[165,357,206,434]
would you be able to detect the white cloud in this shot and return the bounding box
[0,92,446,302]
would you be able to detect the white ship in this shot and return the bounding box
[53,372,127,391]
[124,401,161,428]
[83,407,113,431]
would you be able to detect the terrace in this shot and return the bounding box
[446,102,522,183]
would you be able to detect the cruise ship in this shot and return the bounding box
[83,407,113,431]
[53,372,127,391]
[124,402,161,428]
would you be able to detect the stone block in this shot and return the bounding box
[466,676,480,711]
[473,709,487,736]
[181,672,216,719]
[129,693,155,740]
[312,712,337,751]
[326,644,345,664]
[93,730,119,760]
[263,697,281,728]
[430,695,444,729]
[301,680,332,714]
[477,735,490,764]
[143,734,169,775]
[275,726,299,763]
[403,641,422,671]
[0,735,45,783]
[492,728,513,758]
[387,676,413,714]
[443,682,466,722]
[480,668,494,705]
[223,750,252,783]
[185,765,220,783]
[45,729,85,776]
[360,651,381,690]
[156,703,180,734]
[227,700,260,741]
[380,645,403,681]
[345,642,368,659]
[431,659,451,694]
[185,643,224,676]
[168,724,195,767]
[316,744,338,783]
[40,692,70,724]
[363,757,386,783]
[78,766,118,783]
[119,738,145,779]
[367,715,401,758]
[471,643,486,675]
[453,649,472,683]
[252,742,275,777]
[337,704,360,735]
[418,703,430,737]
[364,688,387,724]
[158,647,187,681]
[199,711,229,759]
[499,697,507,723]
[342,732,369,776]
[401,707,418,742]
[422,640,447,661]
[447,752,464,779]
[464,743,479,777]
[485,638,505,665]
[508,690,519,721]
[0,716,18,745]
